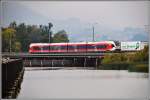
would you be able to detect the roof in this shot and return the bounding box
[29,41,116,47]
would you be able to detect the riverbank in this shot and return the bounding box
[2,58,24,99]
[99,62,148,73]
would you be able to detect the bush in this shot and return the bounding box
[128,63,149,73]
[100,62,149,73]
[101,53,127,64]
[100,62,130,70]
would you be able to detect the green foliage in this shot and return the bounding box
[2,22,70,52]
[128,63,148,73]
[12,42,22,52]
[2,28,16,52]
[53,30,69,43]
[130,45,149,62]
[101,46,149,72]
[2,28,16,39]
[101,53,127,64]
[102,46,148,64]
[100,62,129,70]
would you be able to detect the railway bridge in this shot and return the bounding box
[2,52,118,68]
[2,52,133,68]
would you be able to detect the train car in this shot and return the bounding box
[121,41,141,51]
[29,41,118,53]
[49,43,68,53]
[67,42,87,52]
[140,41,148,50]
[121,41,148,51]
[87,41,117,52]
[29,43,50,53]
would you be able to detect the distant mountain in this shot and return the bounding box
[3,2,148,42]
[3,2,49,26]
[132,33,149,41]
[122,27,148,41]
[52,18,148,42]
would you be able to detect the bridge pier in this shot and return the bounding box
[40,60,43,67]
[84,58,87,68]
[95,58,98,69]
[22,57,102,68]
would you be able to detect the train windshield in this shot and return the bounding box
[114,41,120,46]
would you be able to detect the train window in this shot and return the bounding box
[50,46,61,50]
[96,45,107,49]
[61,45,67,50]
[87,45,95,49]
[68,45,76,50]
[33,46,41,50]
[42,46,50,50]
[77,45,86,49]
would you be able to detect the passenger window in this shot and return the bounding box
[50,46,61,50]
[96,45,107,49]
[33,46,41,50]
[68,45,76,50]
[77,45,86,49]
[61,46,67,50]
[42,46,50,50]
[87,45,95,49]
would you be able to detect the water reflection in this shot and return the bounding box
[18,68,149,99]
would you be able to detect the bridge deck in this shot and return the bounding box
[2,52,105,58]
[2,51,135,58]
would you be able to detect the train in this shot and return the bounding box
[120,41,148,51]
[29,41,120,53]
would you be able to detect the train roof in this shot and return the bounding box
[29,41,116,47]
[87,41,114,44]
[29,43,49,47]
[67,42,87,45]
[50,43,68,45]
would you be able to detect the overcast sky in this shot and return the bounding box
[2,1,150,42]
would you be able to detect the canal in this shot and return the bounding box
[18,68,149,99]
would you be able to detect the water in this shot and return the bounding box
[18,68,149,99]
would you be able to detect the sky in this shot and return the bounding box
[2,1,150,42]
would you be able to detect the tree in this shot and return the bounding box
[2,22,70,52]
[102,45,149,64]
[101,53,127,64]
[53,30,69,43]
[2,28,16,52]
[15,23,29,52]
[9,21,17,29]
[132,45,149,62]
[12,42,22,52]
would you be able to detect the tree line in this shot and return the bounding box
[101,46,148,72]
[102,45,148,64]
[2,21,69,52]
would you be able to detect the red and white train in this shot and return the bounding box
[29,41,120,53]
